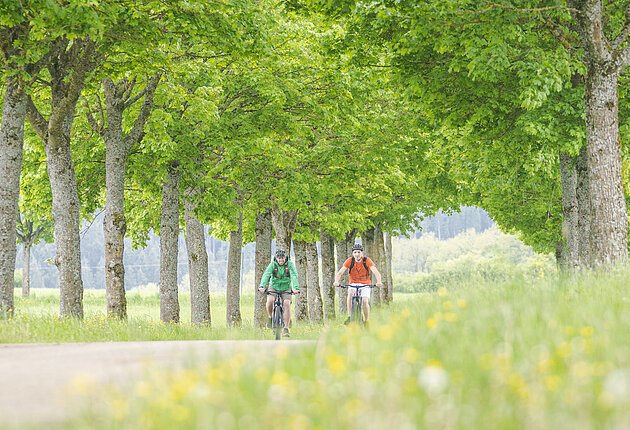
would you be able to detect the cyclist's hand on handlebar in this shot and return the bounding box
[376,282,384,287]
[294,290,300,295]
[333,281,340,287]
[258,287,266,293]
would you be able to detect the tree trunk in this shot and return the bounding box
[293,240,308,321]
[226,212,242,327]
[362,227,375,261]
[559,153,579,270]
[568,1,628,266]
[26,38,97,319]
[0,80,27,316]
[101,75,160,319]
[103,136,128,319]
[384,232,394,303]
[335,229,356,315]
[254,209,272,328]
[22,242,32,297]
[373,224,386,305]
[362,227,380,306]
[46,122,84,318]
[271,204,297,253]
[583,68,627,265]
[184,195,210,326]
[306,241,323,323]
[159,162,180,323]
[320,230,336,320]
[576,146,592,269]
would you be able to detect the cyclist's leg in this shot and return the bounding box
[282,296,292,328]
[362,297,370,321]
[360,287,372,321]
[265,294,274,317]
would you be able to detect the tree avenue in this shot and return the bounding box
[2,0,628,321]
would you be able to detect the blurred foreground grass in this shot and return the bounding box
[50,269,630,429]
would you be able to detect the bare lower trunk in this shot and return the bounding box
[335,230,356,315]
[271,205,297,253]
[22,243,32,297]
[46,132,84,318]
[362,227,380,306]
[104,146,127,319]
[159,162,180,323]
[184,196,210,326]
[373,225,386,306]
[362,227,375,262]
[226,213,242,326]
[384,232,394,303]
[576,146,592,268]
[293,240,308,321]
[0,81,26,316]
[584,69,627,265]
[559,153,579,270]
[320,230,336,320]
[306,241,323,323]
[254,210,272,328]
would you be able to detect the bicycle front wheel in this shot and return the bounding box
[272,306,283,340]
[351,297,362,324]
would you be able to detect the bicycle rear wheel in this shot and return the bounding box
[272,306,283,340]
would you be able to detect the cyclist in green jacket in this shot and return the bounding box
[258,249,300,337]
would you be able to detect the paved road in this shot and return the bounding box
[0,340,313,427]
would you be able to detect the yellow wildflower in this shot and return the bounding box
[325,351,347,375]
[402,347,420,363]
[580,326,594,337]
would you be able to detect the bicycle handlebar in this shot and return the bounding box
[337,284,377,289]
[264,289,299,295]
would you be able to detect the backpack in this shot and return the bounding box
[272,260,290,278]
[349,257,369,274]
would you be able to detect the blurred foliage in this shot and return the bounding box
[392,227,556,293]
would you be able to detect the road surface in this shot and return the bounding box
[0,340,313,427]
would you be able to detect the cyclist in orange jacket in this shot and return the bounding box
[333,243,383,324]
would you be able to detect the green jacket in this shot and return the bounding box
[260,259,299,292]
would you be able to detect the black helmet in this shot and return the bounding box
[352,243,364,251]
[275,249,287,259]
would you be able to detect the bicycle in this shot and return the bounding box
[338,284,376,325]
[265,289,297,340]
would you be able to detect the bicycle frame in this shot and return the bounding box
[266,290,294,340]
[339,284,375,325]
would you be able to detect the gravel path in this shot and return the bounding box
[0,340,314,427]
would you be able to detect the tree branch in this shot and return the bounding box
[470,3,578,14]
[50,39,98,131]
[615,44,630,70]
[612,3,630,49]
[123,73,162,150]
[570,0,612,63]
[25,96,48,141]
[84,98,103,135]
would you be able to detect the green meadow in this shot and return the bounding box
[5,270,630,429]
[3,289,322,342]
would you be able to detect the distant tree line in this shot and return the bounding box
[16,207,494,291]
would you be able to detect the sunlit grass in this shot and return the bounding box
[57,268,630,429]
[1,289,324,342]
